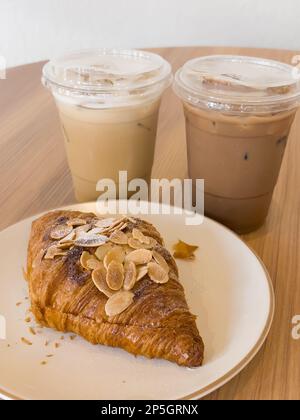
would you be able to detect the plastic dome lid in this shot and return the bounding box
[42,49,172,107]
[173,55,300,114]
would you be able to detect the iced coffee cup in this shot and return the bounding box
[42,49,172,202]
[173,55,300,233]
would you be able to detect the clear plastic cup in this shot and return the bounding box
[42,49,172,202]
[173,55,300,233]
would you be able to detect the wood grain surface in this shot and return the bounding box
[0,46,300,400]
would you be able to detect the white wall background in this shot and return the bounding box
[0,0,299,67]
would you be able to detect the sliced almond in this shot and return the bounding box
[128,237,156,250]
[152,250,170,273]
[136,265,148,281]
[44,245,67,259]
[75,234,108,248]
[106,217,127,230]
[123,244,134,255]
[128,217,138,224]
[80,251,93,270]
[88,227,106,235]
[148,262,169,284]
[32,249,46,268]
[50,224,73,240]
[116,222,128,232]
[92,265,114,297]
[106,261,124,291]
[74,224,91,238]
[107,221,128,234]
[59,230,76,244]
[132,228,150,245]
[126,249,152,265]
[124,261,137,291]
[94,218,117,229]
[103,246,125,269]
[147,237,158,249]
[95,243,113,261]
[86,257,102,270]
[57,241,74,250]
[109,230,128,245]
[105,290,134,317]
[67,218,87,227]
[128,238,144,250]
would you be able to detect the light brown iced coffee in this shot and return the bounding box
[56,98,160,202]
[42,49,172,202]
[174,55,300,233]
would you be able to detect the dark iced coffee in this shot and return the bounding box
[174,55,300,233]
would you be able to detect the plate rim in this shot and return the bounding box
[0,202,275,400]
[181,249,275,399]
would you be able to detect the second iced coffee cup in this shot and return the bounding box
[42,49,172,202]
[174,55,300,233]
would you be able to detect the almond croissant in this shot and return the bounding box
[27,210,204,367]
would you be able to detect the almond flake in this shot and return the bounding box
[74,224,92,238]
[132,228,150,245]
[103,246,125,269]
[59,230,76,244]
[95,243,113,261]
[106,260,124,291]
[75,234,108,248]
[88,227,106,235]
[106,222,126,234]
[86,257,102,270]
[80,251,92,269]
[80,251,101,270]
[109,230,128,245]
[94,218,117,229]
[128,217,138,224]
[105,218,128,233]
[123,261,137,291]
[123,245,134,255]
[67,218,87,227]
[136,265,148,281]
[152,250,170,273]
[50,224,73,240]
[147,262,169,284]
[92,265,114,297]
[128,237,156,250]
[105,290,134,317]
[126,249,152,265]
[57,241,74,250]
[44,245,67,259]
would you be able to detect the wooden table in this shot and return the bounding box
[1,46,300,400]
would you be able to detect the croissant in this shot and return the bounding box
[27,210,204,367]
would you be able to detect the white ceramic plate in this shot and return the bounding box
[0,202,274,400]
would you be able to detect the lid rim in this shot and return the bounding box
[42,48,172,95]
[173,55,300,112]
